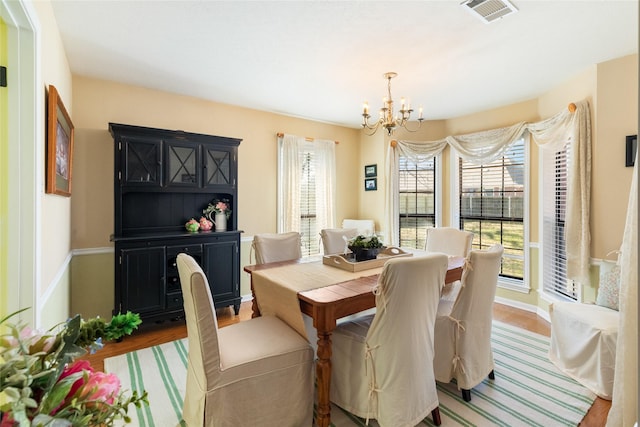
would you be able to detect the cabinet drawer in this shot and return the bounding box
[167,244,202,258]
[166,293,184,310]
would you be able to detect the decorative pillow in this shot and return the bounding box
[596,258,621,311]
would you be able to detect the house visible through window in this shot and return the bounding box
[542,141,577,300]
[458,139,525,281]
[399,156,436,249]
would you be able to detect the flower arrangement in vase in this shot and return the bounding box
[202,199,232,231]
[347,235,385,261]
[0,308,148,426]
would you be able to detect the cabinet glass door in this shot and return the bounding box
[204,148,233,186]
[167,141,199,186]
[123,138,161,185]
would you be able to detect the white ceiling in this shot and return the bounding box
[50,0,638,128]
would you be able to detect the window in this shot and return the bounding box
[277,135,336,257]
[541,142,577,300]
[458,139,525,281]
[398,155,436,249]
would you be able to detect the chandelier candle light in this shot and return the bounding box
[361,72,424,136]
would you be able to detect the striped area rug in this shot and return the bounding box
[105,321,595,426]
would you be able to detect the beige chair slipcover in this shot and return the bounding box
[424,227,474,302]
[342,219,375,236]
[320,227,358,254]
[330,254,448,427]
[252,231,302,264]
[424,227,473,257]
[177,253,314,426]
[548,302,618,399]
[433,244,503,401]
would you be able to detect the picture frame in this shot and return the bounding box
[625,134,637,167]
[46,85,75,196]
[364,164,377,177]
[364,177,377,191]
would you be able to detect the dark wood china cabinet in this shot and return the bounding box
[110,123,241,323]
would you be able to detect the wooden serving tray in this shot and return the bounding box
[322,246,413,272]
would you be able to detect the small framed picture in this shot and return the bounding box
[625,135,637,167]
[364,178,377,191]
[364,164,377,177]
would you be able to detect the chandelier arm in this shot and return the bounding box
[398,119,424,133]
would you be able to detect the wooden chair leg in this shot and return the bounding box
[489,369,495,380]
[461,388,472,402]
[431,407,442,426]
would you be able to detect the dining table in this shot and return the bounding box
[244,249,465,427]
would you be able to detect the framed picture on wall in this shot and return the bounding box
[46,85,75,196]
[625,135,637,167]
[365,164,377,177]
[364,178,377,191]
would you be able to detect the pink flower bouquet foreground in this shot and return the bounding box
[0,309,147,426]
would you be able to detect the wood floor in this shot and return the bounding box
[81,301,611,426]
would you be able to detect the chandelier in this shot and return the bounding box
[361,72,424,136]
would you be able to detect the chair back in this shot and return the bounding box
[450,244,503,323]
[320,227,358,254]
[424,227,473,258]
[365,253,448,425]
[252,232,302,264]
[176,254,221,391]
[341,219,375,236]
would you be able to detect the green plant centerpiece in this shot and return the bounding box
[347,235,385,262]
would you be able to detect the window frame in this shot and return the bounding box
[450,137,530,293]
[397,153,442,249]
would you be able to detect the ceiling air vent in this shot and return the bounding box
[461,0,518,23]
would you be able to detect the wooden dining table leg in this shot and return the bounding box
[315,329,332,427]
[249,276,261,318]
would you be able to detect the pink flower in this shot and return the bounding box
[51,360,95,414]
[78,371,121,406]
[1,326,58,354]
[215,201,228,211]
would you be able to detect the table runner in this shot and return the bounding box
[252,260,385,339]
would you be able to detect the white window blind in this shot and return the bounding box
[542,141,577,299]
[398,155,436,249]
[299,149,319,256]
[458,138,525,280]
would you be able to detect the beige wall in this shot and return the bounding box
[71,76,363,247]
[70,76,364,317]
[29,0,73,327]
[592,55,638,258]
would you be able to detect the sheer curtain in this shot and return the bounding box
[277,134,302,233]
[606,151,637,427]
[277,133,336,236]
[385,100,591,285]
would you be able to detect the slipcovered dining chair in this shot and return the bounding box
[252,231,302,264]
[341,219,375,236]
[331,254,449,426]
[433,244,504,402]
[424,227,474,258]
[177,253,314,426]
[320,227,358,254]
